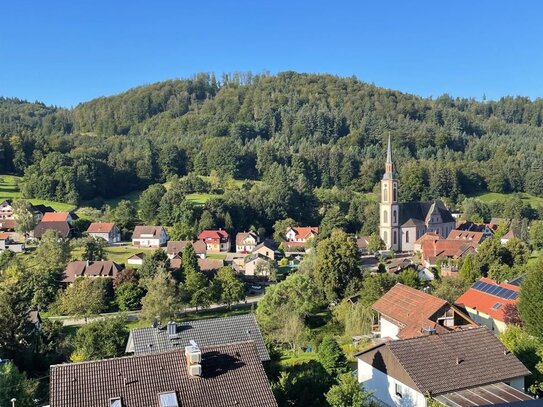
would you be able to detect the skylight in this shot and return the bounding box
[491,302,503,310]
[159,392,179,407]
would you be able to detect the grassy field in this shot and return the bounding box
[71,245,157,264]
[470,191,543,207]
[0,174,77,211]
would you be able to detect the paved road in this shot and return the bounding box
[50,294,264,326]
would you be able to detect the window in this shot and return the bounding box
[159,392,179,407]
[393,210,397,224]
[393,184,397,201]
[393,231,397,245]
[110,398,122,407]
[491,302,503,310]
[405,230,409,243]
[383,231,388,244]
[395,382,403,398]
[383,185,388,202]
[383,210,388,224]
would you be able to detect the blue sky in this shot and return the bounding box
[1,0,542,107]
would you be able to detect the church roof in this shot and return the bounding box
[399,200,455,226]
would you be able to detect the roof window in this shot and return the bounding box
[159,392,179,407]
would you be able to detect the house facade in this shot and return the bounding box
[198,229,231,252]
[253,240,277,260]
[86,222,121,244]
[357,328,531,407]
[132,226,168,248]
[379,135,455,252]
[456,277,521,333]
[235,231,259,253]
[0,200,13,219]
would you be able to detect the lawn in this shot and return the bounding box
[470,191,543,207]
[0,173,76,211]
[71,245,157,264]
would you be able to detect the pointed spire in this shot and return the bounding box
[386,133,392,164]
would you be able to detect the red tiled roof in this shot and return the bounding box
[455,277,520,322]
[198,230,230,242]
[420,238,477,261]
[42,212,70,222]
[414,232,442,245]
[373,283,451,339]
[0,232,9,240]
[290,227,318,240]
[87,222,116,233]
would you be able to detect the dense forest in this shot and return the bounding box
[2,72,543,229]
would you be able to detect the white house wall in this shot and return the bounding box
[358,359,426,407]
[380,316,400,340]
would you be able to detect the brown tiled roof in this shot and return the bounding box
[447,229,485,243]
[33,221,71,239]
[166,240,190,256]
[49,341,277,407]
[0,219,16,231]
[357,328,530,396]
[132,226,165,239]
[356,236,370,250]
[502,229,521,240]
[168,258,224,272]
[63,261,123,283]
[414,232,442,245]
[87,222,116,233]
[192,240,207,254]
[373,283,450,339]
[236,231,258,246]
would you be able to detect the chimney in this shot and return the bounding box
[185,340,202,377]
[167,321,178,339]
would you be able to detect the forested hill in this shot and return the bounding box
[2,72,543,206]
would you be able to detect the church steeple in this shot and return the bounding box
[383,134,395,178]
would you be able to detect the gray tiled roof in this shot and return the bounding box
[50,341,277,407]
[359,327,530,395]
[127,313,270,361]
[399,200,455,226]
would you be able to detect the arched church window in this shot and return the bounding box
[393,184,397,201]
[393,210,397,224]
[383,210,388,224]
[393,231,397,245]
[383,185,388,202]
[406,230,409,243]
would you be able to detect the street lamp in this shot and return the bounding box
[10,398,16,407]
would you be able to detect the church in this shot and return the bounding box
[379,136,456,252]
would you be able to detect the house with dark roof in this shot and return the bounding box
[501,229,521,245]
[372,283,477,340]
[356,328,532,407]
[252,240,278,260]
[63,260,123,283]
[49,341,277,407]
[125,314,269,362]
[456,277,521,334]
[236,231,259,253]
[198,229,231,252]
[33,220,72,239]
[87,222,121,244]
[132,226,168,248]
[379,135,456,252]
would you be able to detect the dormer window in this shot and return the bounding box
[159,392,179,407]
[110,398,122,407]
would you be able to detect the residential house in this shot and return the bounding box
[415,233,478,269]
[126,314,269,361]
[30,204,55,222]
[127,252,144,266]
[252,240,278,260]
[236,231,259,253]
[243,253,271,277]
[132,226,168,248]
[198,229,231,253]
[63,260,123,283]
[356,235,371,254]
[169,257,224,274]
[447,229,486,244]
[501,229,521,245]
[372,283,476,340]
[357,328,532,407]
[193,240,207,258]
[0,232,24,253]
[285,226,318,244]
[0,200,13,219]
[50,341,277,407]
[0,219,15,231]
[33,221,72,239]
[455,277,521,333]
[455,221,497,239]
[166,240,190,258]
[86,222,121,244]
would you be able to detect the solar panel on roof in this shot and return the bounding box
[494,288,505,298]
[472,281,483,290]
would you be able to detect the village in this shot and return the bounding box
[0,139,540,406]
